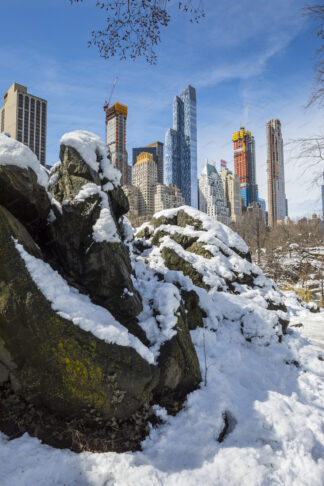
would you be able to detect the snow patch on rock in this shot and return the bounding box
[75,183,120,243]
[0,133,48,189]
[60,130,121,186]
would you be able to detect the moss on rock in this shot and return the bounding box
[0,205,159,421]
[161,247,210,291]
[181,290,207,330]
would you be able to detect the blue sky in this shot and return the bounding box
[1,0,323,217]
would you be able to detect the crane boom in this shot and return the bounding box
[103,76,118,117]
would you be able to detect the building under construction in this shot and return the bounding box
[232,126,258,207]
[105,102,128,185]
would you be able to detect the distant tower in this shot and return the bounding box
[198,160,230,225]
[165,85,197,207]
[266,119,287,227]
[220,166,242,222]
[232,127,258,208]
[132,141,164,184]
[106,102,128,185]
[0,82,47,165]
[132,152,157,220]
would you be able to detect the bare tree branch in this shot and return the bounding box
[285,136,324,184]
[303,5,324,106]
[70,0,205,64]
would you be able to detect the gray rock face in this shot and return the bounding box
[47,144,144,340]
[0,164,51,238]
[0,133,204,451]
[0,204,158,421]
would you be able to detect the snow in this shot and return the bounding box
[2,201,324,485]
[93,207,120,243]
[0,132,48,188]
[284,291,324,350]
[152,206,249,254]
[75,183,120,243]
[1,296,324,485]
[60,131,121,186]
[13,239,154,364]
[133,211,287,344]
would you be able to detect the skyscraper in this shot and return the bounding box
[132,141,164,184]
[0,82,47,165]
[266,119,287,227]
[106,102,128,185]
[233,127,258,207]
[220,167,242,222]
[132,152,157,220]
[165,85,197,207]
[198,161,230,225]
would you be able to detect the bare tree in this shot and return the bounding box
[286,135,324,184]
[232,207,267,265]
[70,0,205,64]
[303,5,324,107]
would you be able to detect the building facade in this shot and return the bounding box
[132,141,164,184]
[124,152,185,227]
[132,152,157,220]
[220,167,241,222]
[198,161,230,225]
[105,102,128,185]
[165,85,197,207]
[154,184,185,213]
[0,82,47,165]
[266,119,287,227]
[258,198,267,223]
[233,126,258,208]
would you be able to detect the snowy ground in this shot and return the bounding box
[1,293,324,486]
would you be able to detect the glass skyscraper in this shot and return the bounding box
[165,85,197,207]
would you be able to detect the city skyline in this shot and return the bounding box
[1,0,323,217]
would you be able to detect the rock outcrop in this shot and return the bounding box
[47,142,144,338]
[134,207,289,342]
[0,131,289,452]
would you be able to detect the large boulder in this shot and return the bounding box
[0,205,158,421]
[0,134,51,238]
[47,134,144,340]
[135,206,289,342]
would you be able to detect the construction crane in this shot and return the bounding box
[103,76,119,125]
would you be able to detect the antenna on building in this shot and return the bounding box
[243,104,250,127]
[103,76,119,130]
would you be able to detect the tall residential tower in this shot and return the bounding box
[165,85,197,207]
[233,126,258,207]
[106,102,128,185]
[133,141,164,184]
[220,167,242,222]
[198,161,230,225]
[266,119,287,227]
[0,82,47,165]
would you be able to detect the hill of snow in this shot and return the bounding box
[1,283,323,486]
